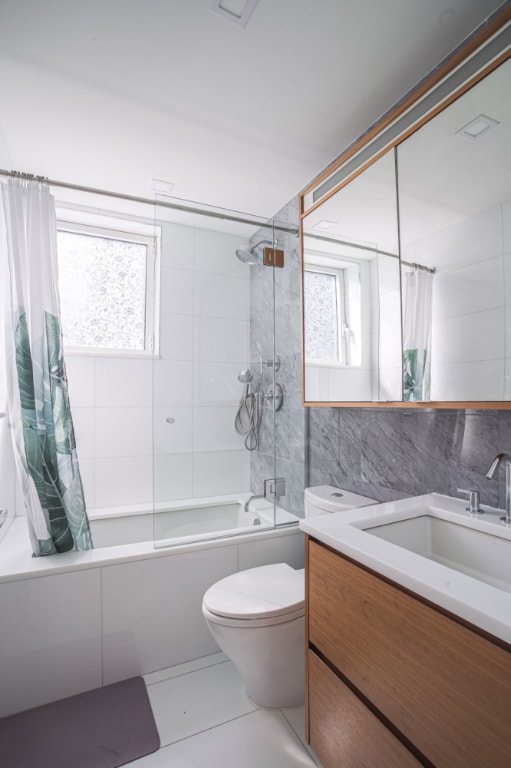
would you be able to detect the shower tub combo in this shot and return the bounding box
[0,493,303,719]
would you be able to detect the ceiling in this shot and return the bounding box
[0,0,507,219]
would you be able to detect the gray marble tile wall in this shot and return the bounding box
[249,197,306,516]
[308,407,511,510]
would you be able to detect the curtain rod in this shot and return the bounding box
[402,260,436,274]
[305,230,436,273]
[0,168,299,236]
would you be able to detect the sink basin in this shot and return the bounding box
[300,492,511,643]
[363,515,511,593]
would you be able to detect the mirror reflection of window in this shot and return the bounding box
[304,257,361,367]
[301,149,401,403]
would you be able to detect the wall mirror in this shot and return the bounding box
[300,10,511,407]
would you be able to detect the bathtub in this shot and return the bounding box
[0,493,304,718]
[89,493,294,549]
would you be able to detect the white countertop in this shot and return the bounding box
[300,493,511,645]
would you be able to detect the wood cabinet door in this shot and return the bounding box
[308,651,423,768]
[308,539,511,768]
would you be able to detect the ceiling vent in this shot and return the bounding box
[456,114,500,140]
[210,0,259,28]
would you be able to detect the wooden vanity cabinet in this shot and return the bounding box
[305,536,511,768]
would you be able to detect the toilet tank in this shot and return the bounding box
[304,485,377,517]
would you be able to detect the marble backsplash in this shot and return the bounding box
[307,407,511,510]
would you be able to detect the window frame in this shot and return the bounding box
[56,216,160,357]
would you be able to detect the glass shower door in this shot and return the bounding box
[151,197,284,548]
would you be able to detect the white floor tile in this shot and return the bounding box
[134,709,317,768]
[147,661,258,747]
[282,705,307,746]
[143,652,227,686]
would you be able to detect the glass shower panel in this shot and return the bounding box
[271,218,304,521]
[151,196,283,548]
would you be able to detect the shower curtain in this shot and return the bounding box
[0,177,93,555]
[402,268,433,401]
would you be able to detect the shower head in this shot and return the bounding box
[238,368,253,397]
[235,239,274,265]
[238,369,252,384]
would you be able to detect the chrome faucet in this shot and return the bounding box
[485,452,511,525]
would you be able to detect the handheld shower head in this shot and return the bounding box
[238,368,253,397]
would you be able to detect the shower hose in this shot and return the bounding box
[234,392,262,451]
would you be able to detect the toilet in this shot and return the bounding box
[201,485,377,708]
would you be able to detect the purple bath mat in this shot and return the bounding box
[0,676,160,768]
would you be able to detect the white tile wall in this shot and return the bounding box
[71,407,94,459]
[305,365,373,403]
[94,456,153,508]
[95,407,153,458]
[431,359,505,401]
[433,256,505,320]
[194,316,250,363]
[77,457,95,510]
[413,204,503,270]
[193,406,245,452]
[153,360,194,408]
[153,453,193,502]
[238,529,304,571]
[0,569,102,717]
[409,200,509,401]
[65,355,95,408]
[160,267,194,316]
[194,272,250,320]
[61,224,252,512]
[160,222,194,270]
[153,407,193,454]
[193,361,243,407]
[193,450,249,497]
[158,313,193,360]
[194,229,248,278]
[101,544,238,684]
[432,307,505,365]
[95,358,153,408]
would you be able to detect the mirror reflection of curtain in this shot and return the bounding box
[403,268,433,401]
[0,177,93,556]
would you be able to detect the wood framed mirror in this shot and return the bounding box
[300,7,511,408]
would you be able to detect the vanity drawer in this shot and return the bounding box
[308,539,511,768]
[308,650,422,768]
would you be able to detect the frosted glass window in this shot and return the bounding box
[57,226,155,352]
[304,270,339,361]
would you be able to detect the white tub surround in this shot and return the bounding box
[0,504,303,719]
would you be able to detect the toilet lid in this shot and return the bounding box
[203,563,304,620]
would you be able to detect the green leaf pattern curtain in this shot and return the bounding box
[0,178,93,556]
[402,268,433,402]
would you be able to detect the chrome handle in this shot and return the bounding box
[457,488,482,515]
[0,508,8,528]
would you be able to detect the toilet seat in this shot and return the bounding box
[202,563,304,627]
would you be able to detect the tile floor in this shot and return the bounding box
[133,652,320,767]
